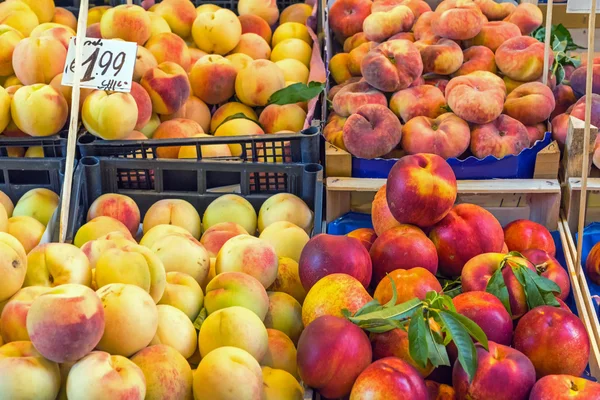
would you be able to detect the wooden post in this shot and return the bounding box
[542,0,553,86]
[58,0,89,243]
[575,0,598,269]
[562,116,598,181]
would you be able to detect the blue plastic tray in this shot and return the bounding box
[328,211,595,380]
[351,132,552,180]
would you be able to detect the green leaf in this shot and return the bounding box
[384,274,399,308]
[511,265,527,288]
[426,291,438,304]
[555,63,566,86]
[268,81,325,105]
[485,268,512,316]
[523,267,561,294]
[349,297,422,323]
[439,310,479,383]
[521,270,547,310]
[193,308,208,331]
[357,317,406,333]
[443,310,488,351]
[341,308,352,319]
[425,326,450,367]
[353,300,384,317]
[408,308,429,369]
[439,294,457,312]
[551,34,567,52]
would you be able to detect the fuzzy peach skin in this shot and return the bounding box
[149,232,210,285]
[413,10,438,40]
[216,235,278,288]
[454,46,496,76]
[210,102,258,133]
[141,62,190,115]
[259,221,310,263]
[0,340,61,400]
[343,104,403,159]
[7,0,54,23]
[0,86,10,133]
[153,118,203,159]
[348,41,378,75]
[26,284,105,363]
[51,7,77,30]
[453,342,536,400]
[258,193,313,234]
[391,85,447,122]
[178,133,233,159]
[81,232,134,272]
[445,70,506,124]
[297,315,371,399]
[231,33,271,60]
[86,23,101,38]
[95,243,167,303]
[144,32,190,71]
[430,203,505,277]
[235,59,286,107]
[268,257,306,304]
[332,81,388,117]
[142,198,201,239]
[99,5,151,45]
[329,0,373,40]
[470,21,521,52]
[200,222,248,257]
[504,82,555,125]
[189,55,237,105]
[6,216,45,253]
[272,22,311,48]
[453,291,513,346]
[270,38,312,67]
[433,0,484,40]
[199,305,268,361]
[11,84,68,137]
[192,8,241,55]
[203,194,258,234]
[87,5,111,26]
[150,304,196,359]
[362,40,424,92]
[24,243,91,287]
[0,1,39,37]
[133,46,158,82]
[74,216,134,248]
[281,3,313,24]
[12,188,59,226]
[204,271,269,320]
[82,90,138,140]
[302,274,372,326]
[95,283,158,357]
[1,286,50,342]
[363,6,415,42]
[419,38,464,75]
[474,0,515,20]
[29,22,73,50]
[323,113,348,150]
[401,112,470,158]
[0,25,23,77]
[514,306,590,378]
[158,271,203,320]
[147,11,172,38]
[470,114,530,159]
[496,36,550,82]
[462,252,535,319]
[344,32,368,52]
[66,351,146,400]
[153,0,196,39]
[386,153,457,228]
[371,185,403,236]
[552,84,577,119]
[261,330,298,380]
[161,96,211,132]
[275,58,310,84]
[213,117,265,156]
[131,345,192,400]
[329,53,353,85]
[193,346,264,400]
[87,194,140,237]
[526,123,546,144]
[263,291,304,344]
[238,0,279,25]
[239,14,272,43]
[259,104,306,133]
[503,3,542,35]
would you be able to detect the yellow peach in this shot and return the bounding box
[24,146,43,157]
[271,38,312,67]
[178,133,233,159]
[238,0,280,26]
[149,232,210,285]
[262,367,304,400]
[158,271,203,320]
[80,231,134,270]
[100,4,151,45]
[151,304,197,358]
[204,271,270,320]
[133,46,158,82]
[82,90,138,140]
[13,188,59,226]
[141,62,191,115]
[272,22,312,47]
[197,4,221,14]
[200,222,249,257]
[0,232,27,302]
[144,32,191,71]
[189,54,237,105]
[153,0,197,39]
[147,11,171,38]
[268,257,307,304]
[192,9,242,55]
[0,25,23,77]
[7,216,45,253]
[0,191,14,217]
[203,194,258,234]
[0,1,39,37]
[275,59,310,85]
[210,102,258,133]
[6,0,53,23]
[142,199,201,239]
[0,286,50,342]
[264,291,303,343]
[87,6,110,26]
[259,104,307,133]
[216,235,278,288]
[231,33,272,60]
[95,283,158,357]
[11,84,68,137]
[74,216,134,248]
[280,3,313,24]
[0,86,10,133]
[140,112,161,138]
[139,224,192,249]
[236,59,286,107]
[29,23,74,49]
[259,221,310,262]
[51,8,77,31]
[258,193,313,233]
[24,243,92,287]
[261,329,299,378]
[213,118,265,156]
[160,95,211,132]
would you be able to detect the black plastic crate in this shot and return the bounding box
[0,132,68,158]
[78,126,320,163]
[104,0,304,9]
[0,158,75,242]
[68,155,324,242]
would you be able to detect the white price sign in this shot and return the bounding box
[567,0,600,13]
[62,37,137,93]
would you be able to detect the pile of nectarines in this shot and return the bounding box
[0,0,323,160]
[294,153,597,399]
[0,188,315,399]
[326,0,563,161]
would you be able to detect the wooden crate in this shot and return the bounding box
[325,137,560,180]
[326,177,561,230]
[559,217,600,378]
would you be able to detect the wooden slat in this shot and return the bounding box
[559,216,600,379]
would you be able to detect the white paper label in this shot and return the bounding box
[61,37,137,93]
[567,0,600,14]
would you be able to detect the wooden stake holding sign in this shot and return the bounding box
[575,0,597,269]
[58,0,89,243]
[542,0,554,86]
